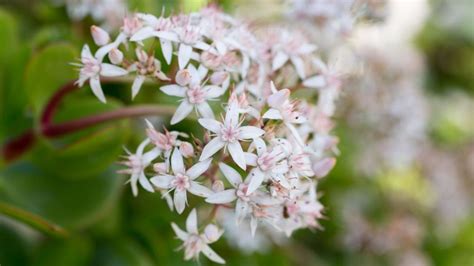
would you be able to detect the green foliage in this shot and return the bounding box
[24,43,78,113]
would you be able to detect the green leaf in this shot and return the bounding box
[24,43,78,113]
[0,222,29,266]
[0,162,124,229]
[31,97,130,179]
[32,236,93,266]
[91,238,154,266]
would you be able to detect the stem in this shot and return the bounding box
[0,201,69,238]
[2,80,176,162]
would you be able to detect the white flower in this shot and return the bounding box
[130,13,175,64]
[150,149,212,214]
[244,138,289,195]
[206,163,254,222]
[171,209,225,264]
[75,45,128,103]
[160,65,225,124]
[130,48,169,99]
[118,139,161,196]
[198,103,265,170]
[262,82,306,145]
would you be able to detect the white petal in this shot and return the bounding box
[244,152,258,167]
[262,109,282,120]
[303,75,326,88]
[198,118,222,133]
[186,159,212,179]
[235,199,248,223]
[312,157,336,178]
[153,31,179,42]
[197,64,209,79]
[197,102,215,119]
[194,41,211,51]
[286,123,305,147]
[205,189,237,204]
[252,138,267,156]
[250,217,258,237]
[224,103,239,127]
[171,223,188,241]
[272,51,289,71]
[138,172,154,193]
[218,163,242,188]
[227,142,246,170]
[89,76,106,103]
[171,148,185,174]
[204,85,226,98]
[130,27,155,42]
[174,189,187,214]
[95,42,118,61]
[199,137,225,161]
[131,75,146,99]
[202,244,225,264]
[186,208,198,234]
[160,39,173,65]
[238,126,265,140]
[130,172,139,197]
[247,169,264,195]
[100,63,128,77]
[160,84,186,97]
[188,182,213,197]
[215,41,227,55]
[178,44,193,69]
[268,89,290,107]
[81,44,93,59]
[241,55,250,78]
[291,56,306,79]
[150,174,174,189]
[171,101,193,125]
[299,43,317,54]
[136,138,150,155]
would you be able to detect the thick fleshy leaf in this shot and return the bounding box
[25,43,77,113]
[0,162,123,228]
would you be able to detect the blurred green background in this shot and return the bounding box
[0,0,473,265]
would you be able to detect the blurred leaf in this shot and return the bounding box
[91,237,154,266]
[0,162,123,229]
[24,43,77,113]
[32,236,93,266]
[0,222,29,266]
[31,97,130,179]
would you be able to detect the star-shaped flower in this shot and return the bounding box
[198,103,265,170]
[171,209,225,264]
[150,149,212,214]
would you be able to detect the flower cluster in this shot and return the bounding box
[77,7,340,264]
[58,0,127,29]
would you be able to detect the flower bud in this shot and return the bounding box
[153,162,168,174]
[210,71,229,85]
[91,25,110,46]
[312,157,336,179]
[211,180,224,192]
[204,224,222,243]
[180,142,194,158]
[175,69,192,86]
[108,48,123,65]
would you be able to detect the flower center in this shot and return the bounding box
[257,152,277,172]
[220,125,239,143]
[186,85,206,104]
[236,183,250,201]
[184,234,204,259]
[178,26,200,45]
[172,173,190,190]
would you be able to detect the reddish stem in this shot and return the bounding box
[1,80,175,162]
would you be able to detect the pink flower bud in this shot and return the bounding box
[153,162,168,174]
[210,71,229,85]
[180,142,194,158]
[211,180,224,192]
[175,69,192,86]
[204,224,221,243]
[312,157,336,178]
[91,25,110,46]
[108,48,123,65]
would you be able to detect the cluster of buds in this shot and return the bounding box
[76,6,341,264]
